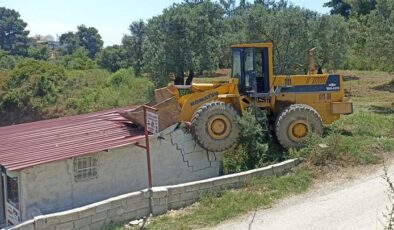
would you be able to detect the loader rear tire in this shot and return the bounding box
[192,101,240,152]
[275,104,323,149]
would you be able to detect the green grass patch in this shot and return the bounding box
[333,112,394,138]
[121,169,312,230]
[291,69,394,166]
[291,111,394,167]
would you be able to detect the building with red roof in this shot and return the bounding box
[0,109,222,227]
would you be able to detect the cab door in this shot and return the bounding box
[231,48,254,94]
[231,47,270,95]
[255,48,270,94]
[243,48,255,94]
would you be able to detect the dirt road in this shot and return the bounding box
[214,165,392,230]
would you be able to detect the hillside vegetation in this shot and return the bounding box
[0,0,394,126]
[0,62,153,126]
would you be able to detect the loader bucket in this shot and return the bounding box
[119,87,181,132]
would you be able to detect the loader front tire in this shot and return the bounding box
[192,101,240,152]
[275,104,323,149]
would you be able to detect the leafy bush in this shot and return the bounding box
[0,51,17,70]
[223,109,269,174]
[0,59,67,125]
[0,70,8,93]
[96,45,129,72]
[28,44,51,60]
[58,48,96,70]
[68,68,154,113]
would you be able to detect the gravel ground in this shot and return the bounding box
[213,164,392,230]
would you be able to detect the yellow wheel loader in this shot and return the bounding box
[121,43,353,151]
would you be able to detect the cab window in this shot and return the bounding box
[232,49,241,78]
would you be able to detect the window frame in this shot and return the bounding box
[73,155,98,182]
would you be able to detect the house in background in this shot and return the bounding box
[31,35,61,49]
[0,108,222,228]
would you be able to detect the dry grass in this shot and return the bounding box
[339,70,394,112]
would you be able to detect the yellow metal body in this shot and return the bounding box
[167,42,352,125]
[168,79,246,121]
[270,73,351,124]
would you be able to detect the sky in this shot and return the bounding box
[1,0,330,47]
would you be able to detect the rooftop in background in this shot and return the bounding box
[31,34,56,43]
[0,108,145,172]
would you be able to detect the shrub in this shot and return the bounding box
[58,48,96,70]
[96,45,129,72]
[28,44,51,61]
[68,68,154,113]
[223,108,269,174]
[0,52,17,70]
[0,59,67,125]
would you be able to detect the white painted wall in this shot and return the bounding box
[18,124,222,221]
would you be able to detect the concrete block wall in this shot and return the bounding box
[163,159,299,210]
[8,159,298,230]
[9,191,150,230]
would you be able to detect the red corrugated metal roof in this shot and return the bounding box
[0,108,145,171]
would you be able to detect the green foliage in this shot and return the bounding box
[28,43,51,60]
[68,68,154,113]
[59,48,96,70]
[325,0,377,18]
[59,32,80,55]
[76,25,104,58]
[324,0,352,19]
[312,15,349,70]
[0,51,17,70]
[346,0,394,71]
[247,5,315,74]
[219,0,236,17]
[96,45,128,72]
[122,20,146,75]
[349,0,377,15]
[0,65,154,126]
[0,59,67,124]
[143,1,224,86]
[0,7,30,56]
[223,109,268,174]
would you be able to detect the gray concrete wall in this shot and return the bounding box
[9,159,299,230]
[18,124,222,221]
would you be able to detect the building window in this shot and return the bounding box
[74,155,98,182]
[6,176,19,209]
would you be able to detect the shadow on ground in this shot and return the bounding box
[343,75,360,82]
[373,80,394,93]
[324,126,353,137]
[369,105,394,115]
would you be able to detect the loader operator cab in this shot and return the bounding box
[231,44,272,97]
